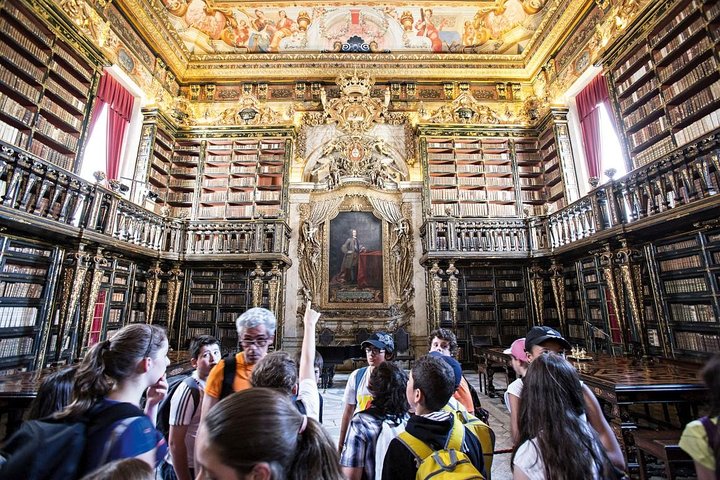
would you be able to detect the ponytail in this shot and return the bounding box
[289,417,343,480]
[56,324,167,419]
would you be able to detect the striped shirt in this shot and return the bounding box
[168,371,204,468]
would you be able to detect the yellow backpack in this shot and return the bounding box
[397,417,485,480]
[443,402,496,479]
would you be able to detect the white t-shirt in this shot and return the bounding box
[297,377,321,421]
[504,377,524,413]
[168,372,205,468]
[513,425,602,479]
[343,367,373,412]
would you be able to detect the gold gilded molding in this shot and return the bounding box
[166,264,183,345]
[529,264,544,326]
[82,248,108,350]
[616,240,648,356]
[251,263,265,307]
[598,245,626,352]
[429,261,443,331]
[549,260,566,335]
[320,72,389,134]
[58,245,91,356]
[424,90,531,125]
[146,261,163,324]
[174,92,293,126]
[446,261,458,329]
[267,262,282,316]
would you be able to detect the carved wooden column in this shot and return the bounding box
[599,245,627,353]
[57,244,91,360]
[267,262,283,346]
[166,264,183,348]
[251,263,265,307]
[617,239,649,356]
[81,247,108,354]
[146,261,163,324]
[429,262,443,331]
[550,260,566,336]
[446,261,459,329]
[529,263,544,326]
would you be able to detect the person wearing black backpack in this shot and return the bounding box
[0,324,170,480]
[158,335,221,480]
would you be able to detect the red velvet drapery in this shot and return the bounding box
[576,75,611,181]
[88,72,134,180]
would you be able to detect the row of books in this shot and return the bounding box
[649,0,701,47]
[669,303,715,323]
[663,277,708,294]
[668,81,720,125]
[0,281,43,297]
[659,254,702,272]
[674,331,720,353]
[0,306,38,327]
[0,336,33,358]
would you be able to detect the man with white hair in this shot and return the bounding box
[200,307,276,417]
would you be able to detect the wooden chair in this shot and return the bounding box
[393,327,414,368]
[632,429,694,480]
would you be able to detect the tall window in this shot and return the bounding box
[575,74,628,186]
[598,103,627,179]
[79,104,108,182]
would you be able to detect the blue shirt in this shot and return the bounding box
[83,399,167,474]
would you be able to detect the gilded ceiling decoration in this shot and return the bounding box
[112,0,594,81]
[159,1,550,55]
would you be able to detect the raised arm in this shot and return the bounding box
[299,300,320,383]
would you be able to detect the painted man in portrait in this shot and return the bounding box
[340,229,362,284]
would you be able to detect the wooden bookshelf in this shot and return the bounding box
[0,234,60,375]
[440,264,530,364]
[609,0,720,168]
[0,0,100,172]
[181,267,252,350]
[650,228,720,358]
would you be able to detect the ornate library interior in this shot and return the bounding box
[0,0,719,476]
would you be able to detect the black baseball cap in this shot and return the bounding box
[362,332,395,353]
[525,326,571,352]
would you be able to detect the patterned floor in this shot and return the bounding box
[322,370,513,479]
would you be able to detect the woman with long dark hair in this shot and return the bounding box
[511,353,617,479]
[196,387,344,480]
[340,361,410,479]
[56,324,170,474]
[680,353,720,479]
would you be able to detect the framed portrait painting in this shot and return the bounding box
[325,210,387,307]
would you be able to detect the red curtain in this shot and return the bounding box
[576,75,611,181]
[88,72,134,180]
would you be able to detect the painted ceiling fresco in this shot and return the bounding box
[159,0,551,55]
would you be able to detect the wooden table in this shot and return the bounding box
[574,355,706,471]
[0,350,192,439]
[474,346,516,398]
[473,349,707,470]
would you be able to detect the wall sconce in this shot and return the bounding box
[239,108,257,122]
[146,190,159,202]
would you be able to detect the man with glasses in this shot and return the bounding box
[200,307,276,418]
[338,332,394,451]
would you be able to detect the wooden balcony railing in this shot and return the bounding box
[422,132,720,255]
[0,142,291,259]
